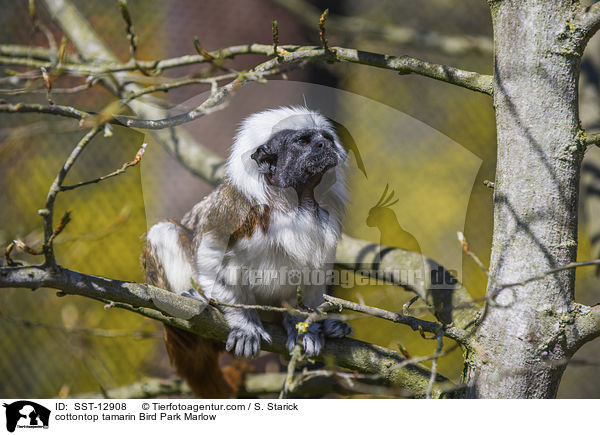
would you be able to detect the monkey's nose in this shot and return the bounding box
[311,142,327,157]
[314,139,332,152]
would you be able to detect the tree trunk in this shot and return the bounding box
[464,0,585,398]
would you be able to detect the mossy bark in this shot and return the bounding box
[463,0,585,398]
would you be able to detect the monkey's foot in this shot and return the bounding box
[225,326,271,359]
[284,319,324,357]
[322,318,353,338]
[300,329,325,357]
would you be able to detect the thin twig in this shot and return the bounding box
[0,43,81,63]
[209,299,307,318]
[40,66,54,104]
[41,127,101,265]
[0,62,295,129]
[0,313,161,339]
[193,37,236,74]
[457,231,493,282]
[121,72,238,104]
[11,240,43,256]
[323,294,467,343]
[426,331,444,399]
[60,143,146,191]
[577,1,600,45]
[296,285,309,311]
[7,210,72,265]
[492,259,600,295]
[272,21,283,61]
[268,0,493,56]
[0,80,95,95]
[385,339,460,383]
[3,242,17,266]
[0,102,90,121]
[47,211,72,245]
[402,295,420,315]
[28,0,58,66]
[318,9,329,51]
[456,231,600,330]
[585,132,600,148]
[118,0,152,75]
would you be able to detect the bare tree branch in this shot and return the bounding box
[115,44,492,128]
[323,294,468,343]
[426,332,444,399]
[0,81,95,96]
[1,0,486,330]
[0,109,479,326]
[41,127,101,265]
[0,102,90,121]
[0,41,493,129]
[0,44,81,63]
[0,312,160,339]
[0,43,493,95]
[60,142,146,191]
[0,264,449,398]
[573,303,600,347]
[586,132,600,148]
[70,377,194,399]
[0,0,487,398]
[335,235,480,329]
[268,0,493,56]
[71,370,423,399]
[490,259,600,296]
[577,1,600,45]
[117,0,151,76]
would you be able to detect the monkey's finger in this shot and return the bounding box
[286,338,297,355]
[225,331,237,353]
[302,331,324,357]
[259,329,272,343]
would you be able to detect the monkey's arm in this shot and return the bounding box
[184,184,273,358]
[194,230,272,358]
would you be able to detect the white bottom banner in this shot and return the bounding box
[0,398,596,434]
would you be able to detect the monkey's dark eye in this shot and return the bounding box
[297,137,309,146]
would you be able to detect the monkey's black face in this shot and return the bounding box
[251,128,342,191]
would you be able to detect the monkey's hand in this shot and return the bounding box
[222,307,271,358]
[225,324,272,359]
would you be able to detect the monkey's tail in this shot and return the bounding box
[163,325,247,398]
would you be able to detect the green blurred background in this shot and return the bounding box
[1,0,599,398]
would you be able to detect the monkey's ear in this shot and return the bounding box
[251,145,276,167]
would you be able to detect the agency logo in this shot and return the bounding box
[3,401,50,433]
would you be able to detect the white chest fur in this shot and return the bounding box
[220,208,339,304]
